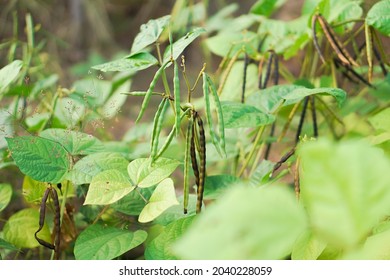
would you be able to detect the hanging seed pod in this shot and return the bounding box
[241,53,249,103]
[295,97,309,144]
[35,187,55,250]
[195,113,206,214]
[310,96,318,138]
[50,187,61,259]
[183,116,194,214]
[365,23,374,82]
[173,61,181,136]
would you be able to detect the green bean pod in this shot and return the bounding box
[195,113,206,214]
[203,73,220,155]
[151,97,169,160]
[174,61,181,136]
[136,60,170,123]
[207,75,226,156]
[183,116,194,214]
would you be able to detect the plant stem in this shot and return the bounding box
[238,126,265,177]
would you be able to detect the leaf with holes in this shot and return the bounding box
[67,152,129,185]
[84,169,134,205]
[6,136,69,183]
[40,128,104,155]
[139,178,179,223]
[74,224,147,260]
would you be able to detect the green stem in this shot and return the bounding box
[238,126,266,177]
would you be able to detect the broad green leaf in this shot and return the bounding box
[154,195,197,226]
[283,87,346,107]
[6,136,69,183]
[139,178,179,223]
[368,108,390,132]
[145,216,195,260]
[3,208,51,248]
[246,85,303,113]
[220,61,258,102]
[40,128,104,155]
[203,174,241,200]
[291,231,327,260]
[131,15,171,55]
[54,97,85,128]
[0,238,18,251]
[0,60,23,93]
[112,187,155,216]
[22,176,48,204]
[74,224,147,260]
[257,16,309,54]
[127,158,180,188]
[299,139,390,249]
[344,228,390,260]
[92,52,158,72]
[250,0,286,17]
[205,31,259,58]
[0,109,14,149]
[0,183,12,212]
[84,169,134,205]
[221,102,275,128]
[366,0,390,36]
[173,185,307,259]
[67,152,129,185]
[163,28,206,63]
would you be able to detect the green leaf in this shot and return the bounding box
[0,60,23,93]
[6,136,69,183]
[67,152,129,185]
[291,231,327,260]
[22,176,48,204]
[0,183,12,212]
[139,178,179,223]
[0,238,18,251]
[74,224,147,260]
[283,87,347,107]
[220,61,259,102]
[368,108,390,132]
[299,139,390,249]
[246,85,303,113]
[203,174,241,200]
[145,216,195,260]
[173,185,307,259]
[112,187,155,216]
[344,228,390,260]
[154,195,197,226]
[84,169,134,205]
[40,128,104,155]
[221,102,275,128]
[250,0,286,17]
[131,15,171,55]
[31,74,58,97]
[3,208,51,248]
[366,0,390,36]
[205,31,259,58]
[163,28,206,63]
[92,52,158,72]
[127,158,180,188]
[249,160,275,186]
